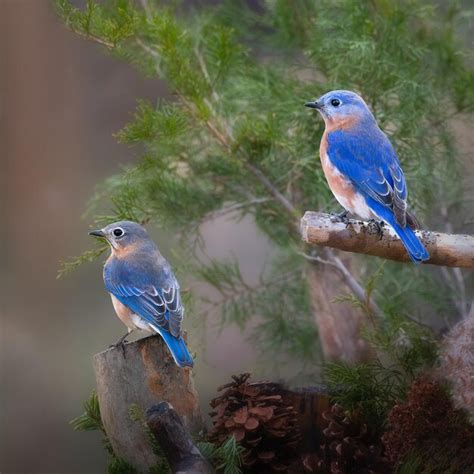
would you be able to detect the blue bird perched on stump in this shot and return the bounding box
[305,90,429,264]
[89,221,193,367]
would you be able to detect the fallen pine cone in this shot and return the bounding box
[292,404,390,474]
[209,373,301,473]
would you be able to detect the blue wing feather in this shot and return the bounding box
[326,126,428,263]
[104,254,193,367]
[327,127,408,226]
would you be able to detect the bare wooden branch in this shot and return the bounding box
[93,335,202,472]
[301,212,474,268]
[146,402,215,474]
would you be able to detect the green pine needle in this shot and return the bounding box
[56,0,473,368]
[70,390,103,432]
[57,244,108,279]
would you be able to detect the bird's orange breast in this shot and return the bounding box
[110,294,135,328]
[319,132,359,213]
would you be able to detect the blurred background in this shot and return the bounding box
[2,1,266,472]
[1,1,473,473]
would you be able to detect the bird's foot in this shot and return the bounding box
[109,332,130,357]
[330,209,350,224]
[367,219,385,239]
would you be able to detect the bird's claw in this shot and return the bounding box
[109,341,127,357]
[109,332,130,357]
[368,219,385,239]
[330,210,349,224]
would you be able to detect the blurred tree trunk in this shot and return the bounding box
[307,262,374,362]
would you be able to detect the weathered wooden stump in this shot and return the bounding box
[93,335,202,472]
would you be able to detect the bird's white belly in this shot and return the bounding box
[110,294,153,332]
[332,188,374,220]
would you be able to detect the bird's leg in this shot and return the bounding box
[110,329,133,356]
[115,331,130,345]
[367,219,385,239]
[330,209,350,224]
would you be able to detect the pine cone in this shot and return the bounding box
[209,373,301,473]
[299,404,389,474]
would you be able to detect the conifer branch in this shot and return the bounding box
[244,163,300,219]
[301,211,474,269]
[57,0,473,365]
[298,250,382,319]
[201,198,270,222]
[61,0,394,325]
[204,270,299,310]
[195,46,220,103]
[134,15,300,222]
[132,7,382,318]
[63,25,116,49]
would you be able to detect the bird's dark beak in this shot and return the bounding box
[305,100,322,109]
[89,229,106,238]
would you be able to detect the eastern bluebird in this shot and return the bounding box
[89,221,193,367]
[305,90,429,263]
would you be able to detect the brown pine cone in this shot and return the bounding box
[209,373,301,473]
[298,404,389,474]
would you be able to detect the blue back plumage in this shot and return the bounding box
[327,126,408,224]
[308,90,429,263]
[326,126,428,263]
[101,221,193,367]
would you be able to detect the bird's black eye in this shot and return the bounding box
[113,228,124,237]
[330,98,341,107]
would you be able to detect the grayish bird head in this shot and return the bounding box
[305,90,375,126]
[89,220,152,252]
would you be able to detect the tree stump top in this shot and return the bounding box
[93,335,202,472]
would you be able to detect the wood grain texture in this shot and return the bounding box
[281,386,331,453]
[301,211,474,268]
[93,335,202,472]
[146,402,215,474]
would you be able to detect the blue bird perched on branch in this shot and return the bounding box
[89,221,193,367]
[305,90,429,264]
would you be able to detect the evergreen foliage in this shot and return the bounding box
[70,390,103,433]
[56,0,473,365]
[70,390,115,457]
[71,391,243,474]
[70,393,139,473]
[197,437,244,474]
[324,310,438,432]
[107,458,138,474]
[71,393,170,473]
[129,405,170,473]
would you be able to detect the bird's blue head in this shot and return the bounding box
[305,90,374,128]
[89,220,151,252]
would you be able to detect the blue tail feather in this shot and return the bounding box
[369,201,429,264]
[152,326,194,367]
[392,222,429,263]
